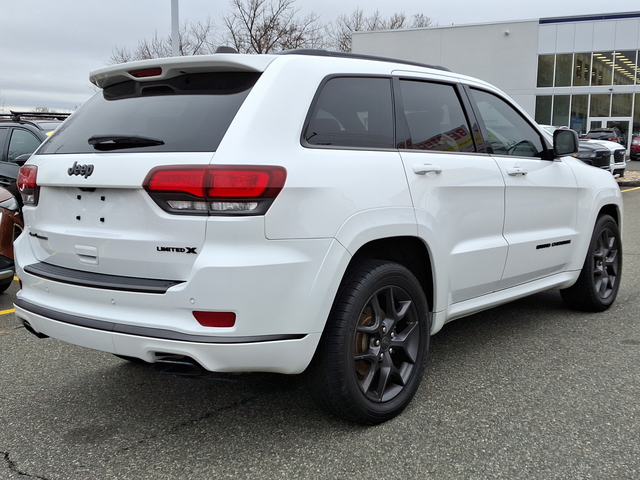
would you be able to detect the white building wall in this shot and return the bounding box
[352,15,640,119]
[352,21,540,113]
[537,16,640,54]
[615,18,640,49]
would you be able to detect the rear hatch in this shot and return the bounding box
[21,56,271,282]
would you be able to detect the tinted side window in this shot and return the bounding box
[469,88,546,158]
[303,77,394,149]
[399,80,475,153]
[0,128,7,161]
[8,129,41,162]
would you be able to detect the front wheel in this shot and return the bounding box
[308,260,430,424]
[561,214,622,312]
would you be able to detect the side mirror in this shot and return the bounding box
[15,153,31,166]
[553,128,579,157]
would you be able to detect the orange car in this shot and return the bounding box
[0,186,22,293]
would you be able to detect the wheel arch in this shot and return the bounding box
[598,203,621,227]
[568,180,623,274]
[347,236,434,313]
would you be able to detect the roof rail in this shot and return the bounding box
[276,49,450,72]
[5,110,72,122]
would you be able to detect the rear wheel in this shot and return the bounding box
[561,214,622,312]
[308,260,430,424]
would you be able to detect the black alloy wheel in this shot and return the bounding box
[561,214,622,312]
[308,260,430,424]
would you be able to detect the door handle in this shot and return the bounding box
[412,164,443,175]
[507,167,528,176]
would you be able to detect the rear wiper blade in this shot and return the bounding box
[88,134,165,151]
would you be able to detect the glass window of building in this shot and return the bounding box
[570,95,589,134]
[535,96,552,125]
[612,51,637,86]
[573,53,592,86]
[592,52,614,85]
[611,93,633,117]
[555,54,573,87]
[537,55,554,87]
[590,94,611,117]
[552,95,570,126]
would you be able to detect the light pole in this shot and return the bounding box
[171,0,180,57]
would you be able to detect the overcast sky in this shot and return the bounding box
[0,0,628,112]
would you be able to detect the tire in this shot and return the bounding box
[307,260,430,424]
[0,277,13,294]
[561,214,622,312]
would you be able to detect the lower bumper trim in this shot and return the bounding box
[14,298,306,344]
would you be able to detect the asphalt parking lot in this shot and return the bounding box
[1,176,639,479]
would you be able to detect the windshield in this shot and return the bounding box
[39,72,260,154]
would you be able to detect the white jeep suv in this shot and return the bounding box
[14,50,623,424]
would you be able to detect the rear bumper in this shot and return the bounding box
[14,231,349,374]
[14,299,322,374]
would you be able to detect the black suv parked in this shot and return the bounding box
[584,127,625,146]
[0,111,70,190]
[574,140,611,171]
[0,111,69,293]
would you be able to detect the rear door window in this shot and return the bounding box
[398,80,475,153]
[39,72,261,154]
[8,128,41,162]
[303,77,394,149]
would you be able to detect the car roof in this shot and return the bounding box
[0,111,70,131]
[90,49,466,90]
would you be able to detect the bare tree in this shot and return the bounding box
[410,13,434,28]
[325,8,435,53]
[325,9,364,53]
[107,2,436,63]
[221,0,323,54]
[179,17,219,55]
[109,17,218,64]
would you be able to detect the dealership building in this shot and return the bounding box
[352,11,640,151]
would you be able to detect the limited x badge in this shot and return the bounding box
[156,246,198,254]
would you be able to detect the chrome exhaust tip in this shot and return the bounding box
[154,354,205,376]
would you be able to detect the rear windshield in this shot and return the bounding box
[39,72,261,154]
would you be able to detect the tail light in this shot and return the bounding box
[17,165,39,206]
[143,165,287,216]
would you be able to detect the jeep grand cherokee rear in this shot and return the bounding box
[14,51,623,424]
